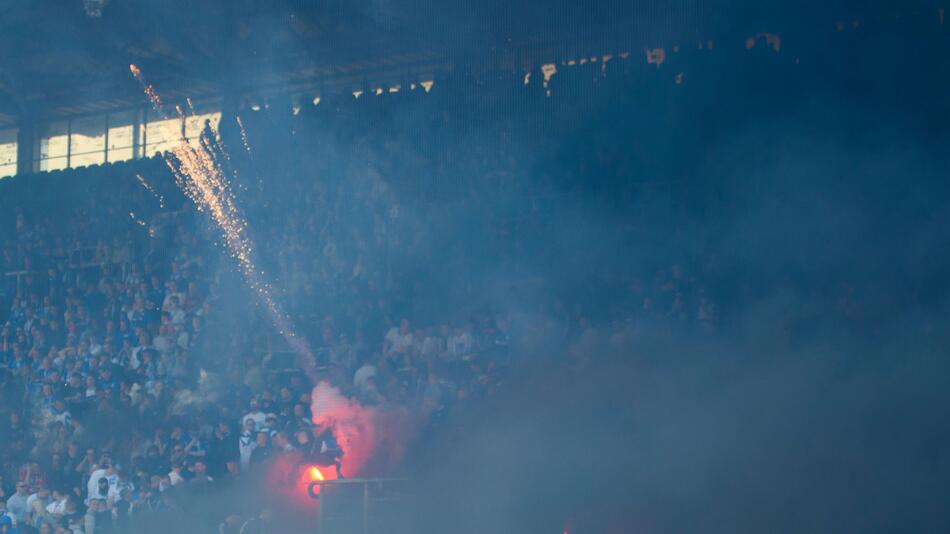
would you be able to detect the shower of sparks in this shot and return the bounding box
[135,173,164,208]
[233,115,263,192]
[130,64,314,362]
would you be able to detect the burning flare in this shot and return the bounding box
[309,466,325,481]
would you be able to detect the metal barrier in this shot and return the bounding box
[3,270,27,293]
[309,478,410,534]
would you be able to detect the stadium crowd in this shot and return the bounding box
[0,64,725,533]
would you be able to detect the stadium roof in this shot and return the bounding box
[0,0,733,127]
[0,0,921,127]
[0,0,447,126]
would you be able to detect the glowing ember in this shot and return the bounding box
[601,53,613,75]
[128,212,147,227]
[745,33,782,52]
[645,47,667,66]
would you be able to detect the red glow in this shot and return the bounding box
[301,464,330,496]
[310,381,379,476]
[309,381,417,479]
[261,453,340,511]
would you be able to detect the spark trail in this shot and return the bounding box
[236,116,253,157]
[129,64,314,364]
[135,173,164,207]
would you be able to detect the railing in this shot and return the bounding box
[1,270,27,302]
[308,478,410,534]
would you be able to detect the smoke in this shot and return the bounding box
[398,111,950,534]
[3,3,942,533]
[437,320,949,533]
[310,381,377,477]
[168,368,225,414]
[310,381,416,477]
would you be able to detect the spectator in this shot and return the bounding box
[0,63,727,533]
[239,508,271,534]
[249,432,270,466]
[5,482,28,527]
[272,432,294,453]
[383,319,413,360]
[238,419,257,472]
[189,460,213,487]
[242,400,266,432]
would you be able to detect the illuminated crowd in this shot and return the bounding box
[0,65,721,533]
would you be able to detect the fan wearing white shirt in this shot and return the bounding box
[383,319,413,358]
[242,399,267,431]
[45,490,68,516]
[85,461,118,505]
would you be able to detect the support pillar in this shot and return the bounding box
[15,118,33,175]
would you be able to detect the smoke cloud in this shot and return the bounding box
[310,381,416,478]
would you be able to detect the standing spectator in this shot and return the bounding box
[27,485,52,530]
[18,462,44,493]
[238,419,257,472]
[272,432,294,453]
[239,508,272,534]
[167,463,185,487]
[5,482,28,527]
[242,400,266,431]
[84,498,112,534]
[188,460,214,494]
[219,514,243,534]
[383,319,413,360]
[206,422,236,478]
[85,460,116,504]
[249,433,270,466]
